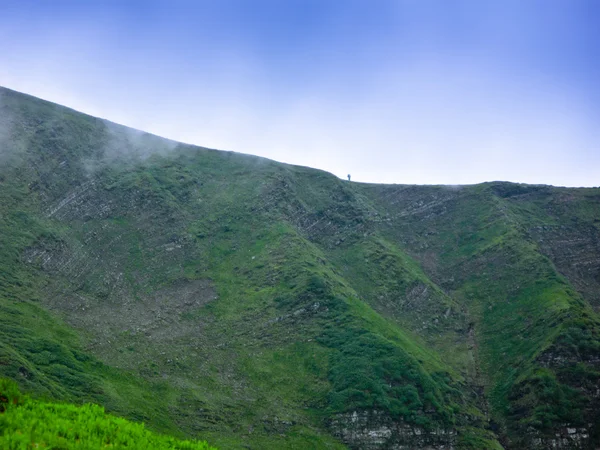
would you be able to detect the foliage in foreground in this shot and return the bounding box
[0,378,216,450]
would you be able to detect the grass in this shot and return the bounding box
[0,378,216,449]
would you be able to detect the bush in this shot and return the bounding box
[0,378,217,449]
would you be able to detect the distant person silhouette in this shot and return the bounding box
[347,174,351,181]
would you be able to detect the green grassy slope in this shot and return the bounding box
[356,182,600,447]
[0,86,599,449]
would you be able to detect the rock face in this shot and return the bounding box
[529,426,592,450]
[528,224,600,310]
[329,411,456,449]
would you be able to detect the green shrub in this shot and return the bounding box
[0,378,216,449]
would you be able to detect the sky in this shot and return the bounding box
[0,0,599,186]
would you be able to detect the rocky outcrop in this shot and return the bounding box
[329,410,456,449]
[529,426,593,449]
[528,224,600,311]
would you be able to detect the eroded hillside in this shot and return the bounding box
[1,86,599,449]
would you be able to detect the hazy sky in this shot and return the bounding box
[1,0,599,186]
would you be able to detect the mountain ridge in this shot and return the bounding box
[2,85,596,189]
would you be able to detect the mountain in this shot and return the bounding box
[0,85,599,449]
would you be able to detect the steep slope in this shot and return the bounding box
[0,86,598,449]
[358,183,600,448]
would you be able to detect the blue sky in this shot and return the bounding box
[1,0,599,186]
